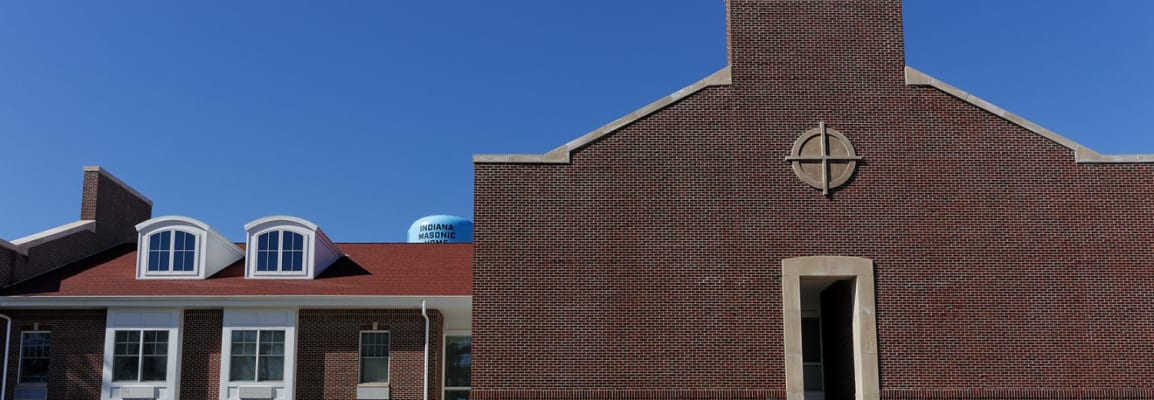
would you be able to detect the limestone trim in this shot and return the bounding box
[473,66,733,164]
[0,239,19,253]
[782,256,879,400]
[6,220,97,256]
[83,166,155,205]
[904,67,1154,164]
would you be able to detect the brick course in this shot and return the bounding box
[472,0,1154,398]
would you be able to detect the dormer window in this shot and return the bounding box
[146,230,197,272]
[256,230,305,273]
[244,216,342,279]
[135,216,244,280]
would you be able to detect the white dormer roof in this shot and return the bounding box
[135,216,244,280]
[243,215,342,279]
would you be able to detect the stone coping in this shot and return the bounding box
[905,66,1154,163]
[473,65,1153,165]
[6,219,97,256]
[84,165,155,206]
[473,66,732,164]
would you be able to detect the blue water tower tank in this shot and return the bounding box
[407,215,473,243]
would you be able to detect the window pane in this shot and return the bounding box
[113,356,139,381]
[230,355,256,381]
[232,330,257,355]
[445,390,470,400]
[445,336,471,387]
[360,357,388,383]
[174,251,195,271]
[287,251,303,271]
[258,355,284,381]
[282,232,304,271]
[115,331,140,355]
[143,331,168,356]
[149,231,163,248]
[257,232,278,271]
[141,356,167,381]
[148,251,162,272]
[19,332,50,383]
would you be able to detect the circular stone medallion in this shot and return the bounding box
[785,123,862,195]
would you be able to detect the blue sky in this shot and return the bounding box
[1,1,1151,242]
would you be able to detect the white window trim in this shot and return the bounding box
[247,228,312,278]
[358,330,391,386]
[111,329,172,383]
[226,329,287,382]
[102,309,182,400]
[220,309,297,400]
[17,330,50,385]
[142,229,201,276]
[442,330,472,398]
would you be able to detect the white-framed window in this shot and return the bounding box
[145,229,198,273]
[359,331,390,384]
[244,216,343,280]
[255,230,306,273]
[135,216,244,280]
[228,330,285,382]
[112,330,170,382]
[443,333,471,400]
[18,331,50,383]
[102,309,182,400]
[220,309,297,400]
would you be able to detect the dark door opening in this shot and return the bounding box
[800,278,856,400]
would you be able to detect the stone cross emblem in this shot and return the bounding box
[785,122,862,195]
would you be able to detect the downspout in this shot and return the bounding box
[0,313,11,400]
[421,300,429,400]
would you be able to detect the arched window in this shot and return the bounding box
[146,230,197,272]
[244,215,342,279]
[256,230,305,272]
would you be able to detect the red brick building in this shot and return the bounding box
[0,168,473,400]
[4,1,1153,400]
[472,1,1154,399]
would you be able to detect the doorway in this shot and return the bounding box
[782,256,879,400]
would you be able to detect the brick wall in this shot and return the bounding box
[297,309,444,400]
[0,246,15,287]
[182,309,223,400]
[0,309,106,400]
[472,0,1154,399]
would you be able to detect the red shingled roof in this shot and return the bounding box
[3,243,471,297]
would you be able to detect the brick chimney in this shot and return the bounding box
[80,166,153,248]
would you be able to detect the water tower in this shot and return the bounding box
[407,215,472,243]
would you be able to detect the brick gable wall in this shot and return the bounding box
[472,0,1154,398]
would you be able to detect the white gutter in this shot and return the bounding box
[0,295,471,309]
[0,313,11,400]
[421,300,429,400]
